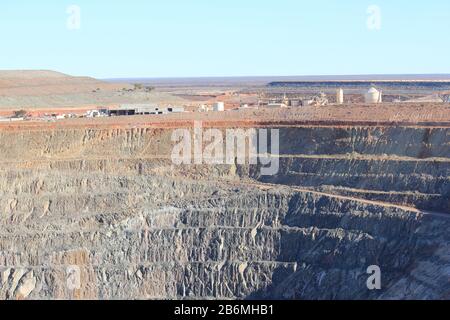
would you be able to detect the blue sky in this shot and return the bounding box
[1,0,449,78]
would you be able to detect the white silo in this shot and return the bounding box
[336,88,344,104]
[365,87,382,104]
[213,102,225,112]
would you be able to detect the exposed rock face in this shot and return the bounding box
[0,125,449,300]
[251,126,450,213]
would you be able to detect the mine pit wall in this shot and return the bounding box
[2,125,446,212]
[0,125,449,300]
[250,126,450,213]
[0,174,448,299]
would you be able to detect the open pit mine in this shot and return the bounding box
[0,108,449,300]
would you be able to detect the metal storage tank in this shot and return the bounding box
[213,102,225,112]
[336,88,344,104]
[365,87,382,104]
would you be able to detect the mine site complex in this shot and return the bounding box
[0,70,449,300]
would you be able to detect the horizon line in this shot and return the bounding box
[102,73,450,81]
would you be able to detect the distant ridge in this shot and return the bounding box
[0,70,125,94]
[0,70,132,108]
[0,70,71,79]
[106,74,450,87]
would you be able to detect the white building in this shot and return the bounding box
[365,87,382,104]
[213,102,225,112]
[86,110,105,118]
[108,104,186,116]
[168,106,185,113]
[336,88,344,104]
